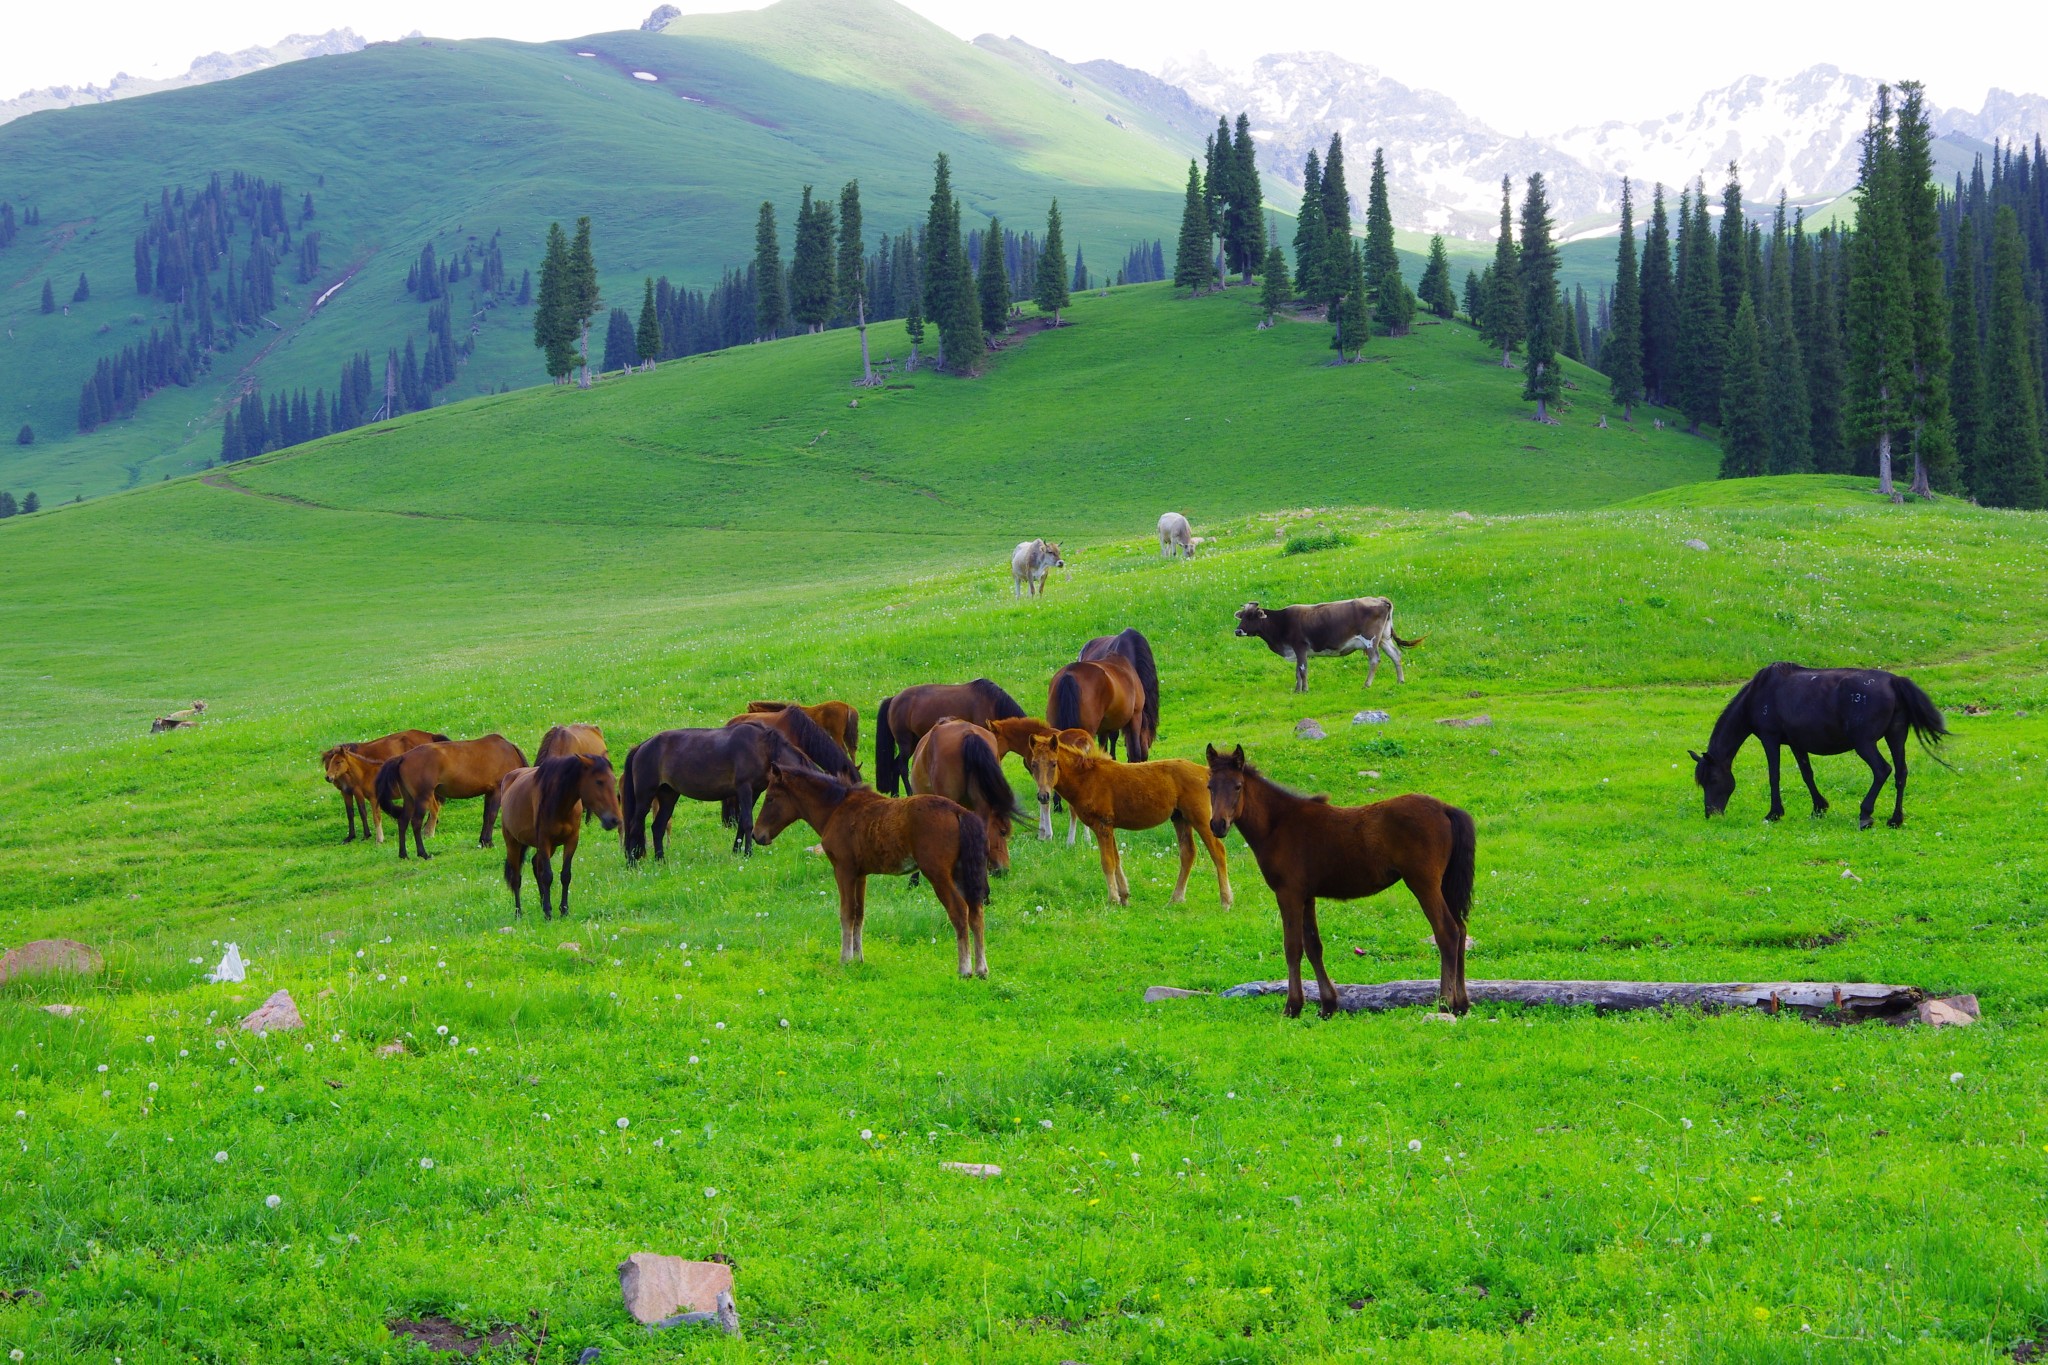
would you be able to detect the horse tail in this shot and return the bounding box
[841,706,860,764]
[875,695,901,796]
[1441,803,1477,925]
[1123,629,1161,752]
[1895,676,1952,764]
[961,736,1018,822]
[374,756,408,820]
[619,742,644,842]
[954,807,991,909]
[1051,670,1084,732]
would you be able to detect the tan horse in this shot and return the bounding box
[908,719,1020,872]
[746,700,859,763]
[321,729,446,843]
[983,716,1094,843]
[497,755,623,919]
[751,764,992,977]
[1024,734,1232,908]
[536,723,607,762]
[375,734,528,860]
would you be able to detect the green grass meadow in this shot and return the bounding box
[2,288,2046,1362]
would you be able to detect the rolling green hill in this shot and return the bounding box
[2,277,2045,1359]
[0,0,1205,503]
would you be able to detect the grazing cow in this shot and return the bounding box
[1158,512,1194,559]
[1233,598,1423,693]
[1011,539,1065,598]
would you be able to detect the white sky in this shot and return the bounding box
[4,0,2040,134]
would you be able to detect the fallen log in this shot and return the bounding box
[1218,979,1928,1022]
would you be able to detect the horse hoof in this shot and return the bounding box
[1317,1004,1337,1021]
[1283,1003,1303,1019]
[1764,811,1782,823]
[1887,815,1904,828]
[1858,817,1874,830]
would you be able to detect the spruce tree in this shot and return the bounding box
[532,222,577,382]
[1292,149,1326,303]
[978,215,1011,336]
[1845,91,1914,495]
[1894,82,1956,496]
[903,298,926,370]
[1259,245,1288,324]
[1372,262,1416,337]
[1807,227,1849,471]
[791,187,839,333]
[1462,269,1482,323]
[1229,114,1266,283]
[1331,240,1368,362]
[1763,197,1812,473]
[1676,182,1725,434]
[1484,177,1521,366]
[1948,215,1985,491]
[1976,207,2047,507]
[21,492,38,514]
[601,306,636,372]
[1606,179,1645,419]
[0,491,14,517]
[1173,161,1212,293]
[1417,235,1456,318]
[1363,148,1398,299]
[1561,290,1582,362]
[921,156,981,371]
[1204,119,1231,286]
[219,411,239,464]
[567,217,601,388]
[1518,174,1561,420]
[72,273,89,303]
[1034,200,1071,324]
[1318,134,1353,312]
[13,426,30,447]
[40,278,54,313]
[753,200,786,340]
[636,277,663,370]
[1639,184,1678,405]
[1716,164,1748,326]
[835,180,864,329]
[1719,294,1769,478]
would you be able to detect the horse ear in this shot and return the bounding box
[1687,749,1703,763]
[1205,743,1218,762]
[1231,745,1245,765]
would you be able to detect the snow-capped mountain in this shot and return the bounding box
[1144,56,2047,237]
[0,30,365,126]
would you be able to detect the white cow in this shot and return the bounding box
[1158,512,1194,559]
[1011,539,1065,598]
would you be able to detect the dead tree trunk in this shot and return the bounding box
[1220,978,1927,1022]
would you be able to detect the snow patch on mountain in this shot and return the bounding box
[1,30,365,125]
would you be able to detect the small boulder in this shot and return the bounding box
[1437,714,1493,728]
[559,941,581,954]
[0,938,104,984]
[1357,769,1382,779]
[1683,538,1709,552]
[1143,986,1209,1002]
[941,1162,1002,1178]
[1351,710,1390,725]
[320,930,347,943]
[1450,511,1475,521]
[618,1253,734,1326]
[1294,719,1326,740]
[377,1039,407,1057]
[1916,995,1980,1028]
[41,1004,82,1017]
[239,989,304,1033]
[1422,1012,1459,1023]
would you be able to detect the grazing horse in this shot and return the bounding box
[1074,627,1162,759]
[497,755,623,919]
[1158,512,1194,559]
[1206,744,1475,1018]
[745,700,860,763]
[725,706,863,784]
[909,719,1021,872]
[1011,539,1065,598]
[1024,734,1232,909]
[322,729,447,843]
[1234,598,1422,692]
[620,725,815,859]
[1692,662,1948,829]
[375,735,528,860]
[874,679,1027,795]
[536,723,607,762]
[752,763,992,977]
[984,716,1096,843]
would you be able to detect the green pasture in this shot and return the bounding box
[1,284,2045,1362]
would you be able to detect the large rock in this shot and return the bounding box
[0,938,103,984]
[1351,710,1390,725]
[618,1253,734,1326]
[239,989,304,1033]
[1294,718,1327,740]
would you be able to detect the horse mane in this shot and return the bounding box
[972,678,1026,721]
[535,754,603,816]
[1241,759,1327,805]
[1707,667,1770,757]
[773,706,860,780]
[773,750,855,799]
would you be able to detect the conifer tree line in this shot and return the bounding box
[0,490,40,517]
[0,202,42,249]
[1578,82,2046,507]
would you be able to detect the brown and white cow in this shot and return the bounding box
[1233,598,1423,692]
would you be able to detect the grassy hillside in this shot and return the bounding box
[0,0,1201,502]
[3,276,2048,1359]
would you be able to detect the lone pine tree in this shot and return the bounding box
[1033,200,1071,325]
[1606,179,1645,420]
[1518,173,1561,421]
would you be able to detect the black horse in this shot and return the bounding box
[1692,662,1947,828]
[1076,627,1162,760]
[620,725,818,859]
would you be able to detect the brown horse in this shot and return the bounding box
[322,729,447,843]
[752,764,992,977]
[746,700,859,763]
[1049,655,1152,762]
[725,707,864,784]
[536,723,607,762]
[874,679,1027,795]
[1024,734,1232,909]
[497,755,623,920]
[908,719,1021,872]
[374,735,528,860]
[620,725,816,859]
[1073,628,1161,759]
[1205,745,1475,1019]
[984,716,1095,843]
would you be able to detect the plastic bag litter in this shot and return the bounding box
[207,943,247,983]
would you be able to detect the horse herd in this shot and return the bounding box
[318,577,1953,1019]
